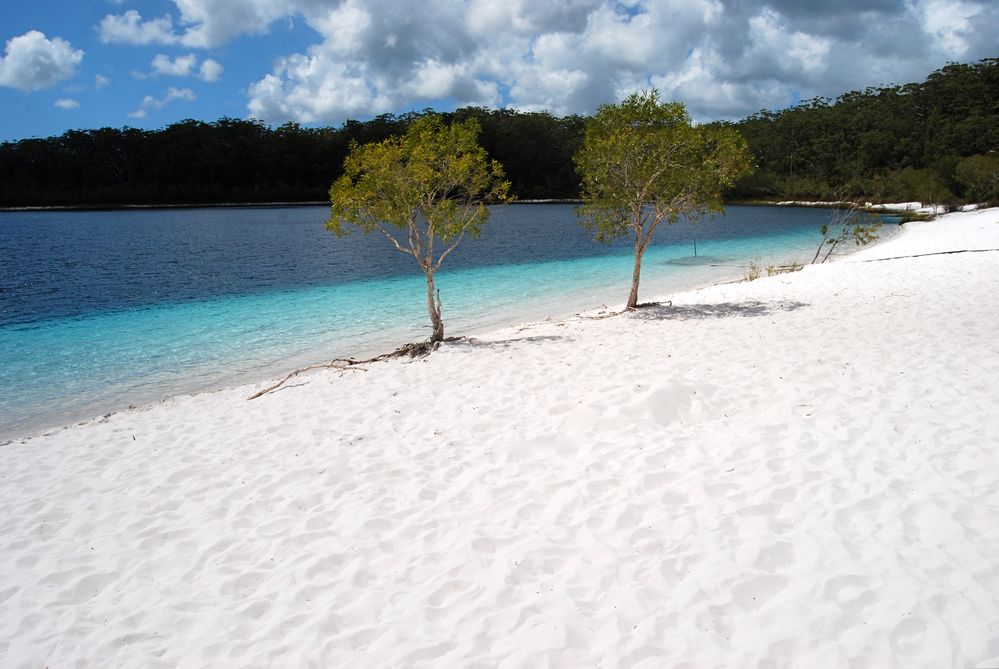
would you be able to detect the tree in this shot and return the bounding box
[955,154,999,202]
[575,90,752,309]
[811,200,882,264]
[327,115,510,343]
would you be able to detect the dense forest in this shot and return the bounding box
[723,58,999,203]
[0,57,996,208]
[0,109,584,207]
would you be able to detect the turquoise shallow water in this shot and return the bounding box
[0,204,892,438]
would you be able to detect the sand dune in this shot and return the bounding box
[2,208,999,667]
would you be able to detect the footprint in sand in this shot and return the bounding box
[890,617,926,656]
[754,542,795,573]
[822,574,871,605]
[400,642,453,664]
[0,586,18,604]
[642,470,675,489]
[427,579,479,608]
[732,574,788,611]
[67,571,119,603]
[471,536,498,554]
[236,599,271,620]
[614,503,645,530]
[769,486,798,503]
[348,627,383,650]
[219,571,267,598]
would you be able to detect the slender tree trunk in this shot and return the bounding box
[627,228,644,309]
[425,270,445,342]
[820,239,840,263]
[811,240,825,265]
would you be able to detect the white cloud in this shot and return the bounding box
[246,47,393,123]
[721,8,832,81]
[172,0,295,48]
[98,10,179,45]
[0,30,84,92]
[144,53,223,82]
[98,0,294,49]
[128,86,196,118]
[95,74,112,88]
[911,0,978,57]
[94,0,999,124]
[54,98,80,110]
[245,0,735,123]
[306,1,372,55]
[199,58,223,82]
[151,53,198,77]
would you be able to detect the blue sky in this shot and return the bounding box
[0,1,319,140]
[1,0,995,141]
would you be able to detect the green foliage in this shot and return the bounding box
[745,257,802,281]
[811,205,882,264]
[326,115,509,342]
[0,117,353,206]
[574,90,751,307]
[453,108,585,199]
[725,57,999,204]
[0,108,580,207]
[2,57,997,208]
[955,154,999,202]
[872,167,955,205]
[328,115,509,244]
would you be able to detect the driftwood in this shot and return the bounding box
[247,337,464,400]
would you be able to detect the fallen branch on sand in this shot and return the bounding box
[247,338,465,400]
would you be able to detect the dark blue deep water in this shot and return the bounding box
[0,204,893,437]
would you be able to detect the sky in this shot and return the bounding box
[0,0,995,141]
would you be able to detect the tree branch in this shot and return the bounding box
[379,226,412,255]
[434,229,466,272]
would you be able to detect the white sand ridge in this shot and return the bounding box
[1,209,999,667]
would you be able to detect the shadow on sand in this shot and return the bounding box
[454,335,567,348]
[628,300,809,321]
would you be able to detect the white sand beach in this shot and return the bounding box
[2,208,999,668]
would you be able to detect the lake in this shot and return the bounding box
[0,204,893,438]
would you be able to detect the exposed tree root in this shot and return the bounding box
[247,336,466,400]
[247,362,364,400]
[579,300,673,320]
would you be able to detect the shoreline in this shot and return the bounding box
[0,269,755,444]
[2,222,901,444]
[2,218,906,444]
[0,197,967,214]
[2,208,998,665]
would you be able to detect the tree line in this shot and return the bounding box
[0,109,583,207]
[723,57,999,203]
[0,57,996,208]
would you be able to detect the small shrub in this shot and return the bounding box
[764,259,804,277]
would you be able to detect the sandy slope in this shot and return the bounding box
[2,209,999,668]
